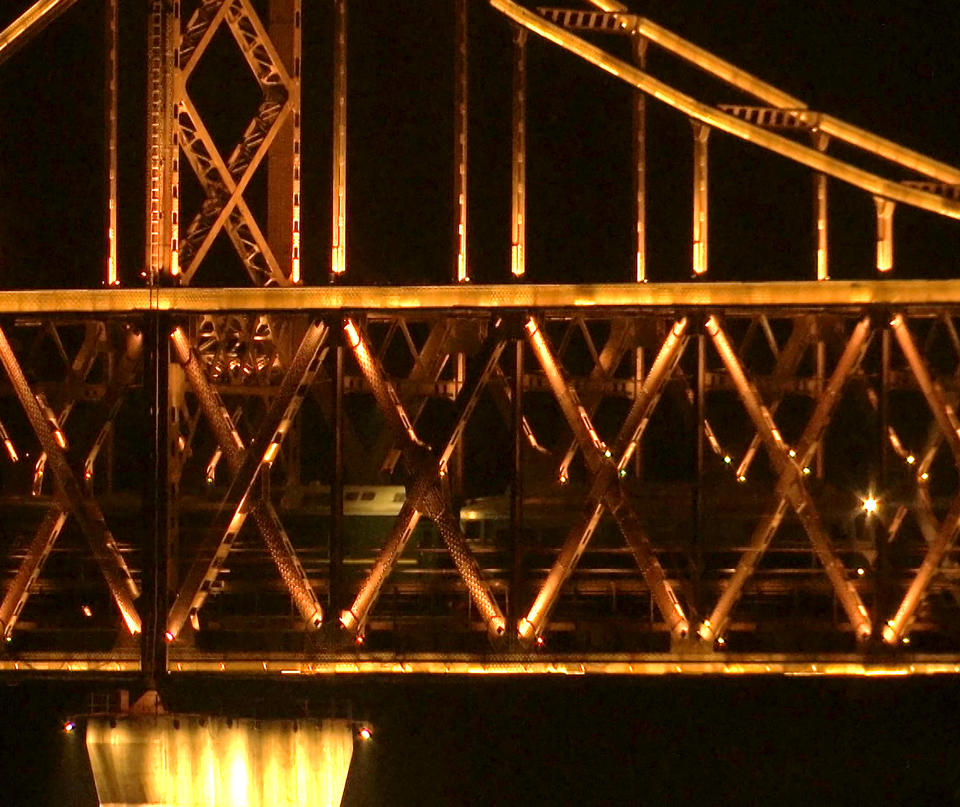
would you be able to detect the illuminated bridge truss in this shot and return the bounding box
[2,287,960,676]
[2,0,960,678]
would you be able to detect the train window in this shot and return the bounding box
[345,491,359,501]
[361,491,375,501]
[393,492,406,502]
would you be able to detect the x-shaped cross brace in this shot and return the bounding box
[704,316,873,642]
[165,319,328,640]
[0,326,143,638]
[175,0,295,285]
[339,318,506,639]
[0,324,141,636]
[883,314,960,643]
[700,317,872,642]
[524,317,690,639]
[519,317,690,641]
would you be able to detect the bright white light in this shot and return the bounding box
[862,496,879,514]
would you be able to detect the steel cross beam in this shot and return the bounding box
[166,320,328,639]
[556,318,636,484]
[0,324,141,635]
[734,316,816,481]
[700,317,872,642]
[0,0,82,66]
[340,318,507,638]
[375,318,456,475]
[30,322,102,494]
[884,315,960,643]
[705,316,872,640]
[524,317,690,638]
[174,0,295,285]
[519,318,690,641]
[0,327,142,638]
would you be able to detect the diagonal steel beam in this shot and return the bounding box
[340,318,507,638]
[0,324,141,635]
[884,315,960,643]
[0,0,82,66]
[705,316,872,640]
[519,318,689,641]
[524,317,690,638]
[166,320,328,639]
[700,317,871,642]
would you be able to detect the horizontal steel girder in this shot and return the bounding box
[5,280,960,314]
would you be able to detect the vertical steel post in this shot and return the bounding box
[509,338,524,628]
[454,0,469,283]
[142,313,170,682]
[632,34,648,283]
[331,0,347,278]
[146,0,172,283]
[510,26,527,278]
[268,0,302,283]
[691,122,709,276]
[330,338,345,617]
[874,197,895,273]
[104,0,118,285]
[813,132,829,280]
[693,331,705,607]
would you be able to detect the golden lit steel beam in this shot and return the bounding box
[166,322,328,638]
[691,122,709,275]
[813,132,830,280]
[331,0,347,276]
[0,325,141,635]
[585,0,627,11]
[454,0,469,282]
[105,0,118,285]
[0,0,82,66]
[735,316,815,481]
[602,13,960,185]
[874,197,895,273]
[510,25,527,277]
[14,280,960,314]
[342,319,507,637]
[557,318,635,483]
[632,33,648,282]
[702,317,871,642]
[883,316,960,643]
[490,0,960,219]
[705,316,872,640]
[524,318,689,637]
[520,318,689,640]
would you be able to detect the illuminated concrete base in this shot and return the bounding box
[86,714,353,807]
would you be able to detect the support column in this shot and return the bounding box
[268,0,302,283]
[454,0,468,283]
[509,338,524,629]
[632,34,648,282]
[813,132,829,280]
[104,0,118,285]
[329,337,345,618]
[692,122,709,276]
[874,196,895,273]
[146,0,177,283]
[142,314,170,683]
[510,26,527,278]
[331,0,347,278]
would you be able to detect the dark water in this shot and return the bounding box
[4,676,960,806]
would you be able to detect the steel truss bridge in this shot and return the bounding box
[2,0,960,679]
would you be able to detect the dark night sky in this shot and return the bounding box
[1,2,960,805]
